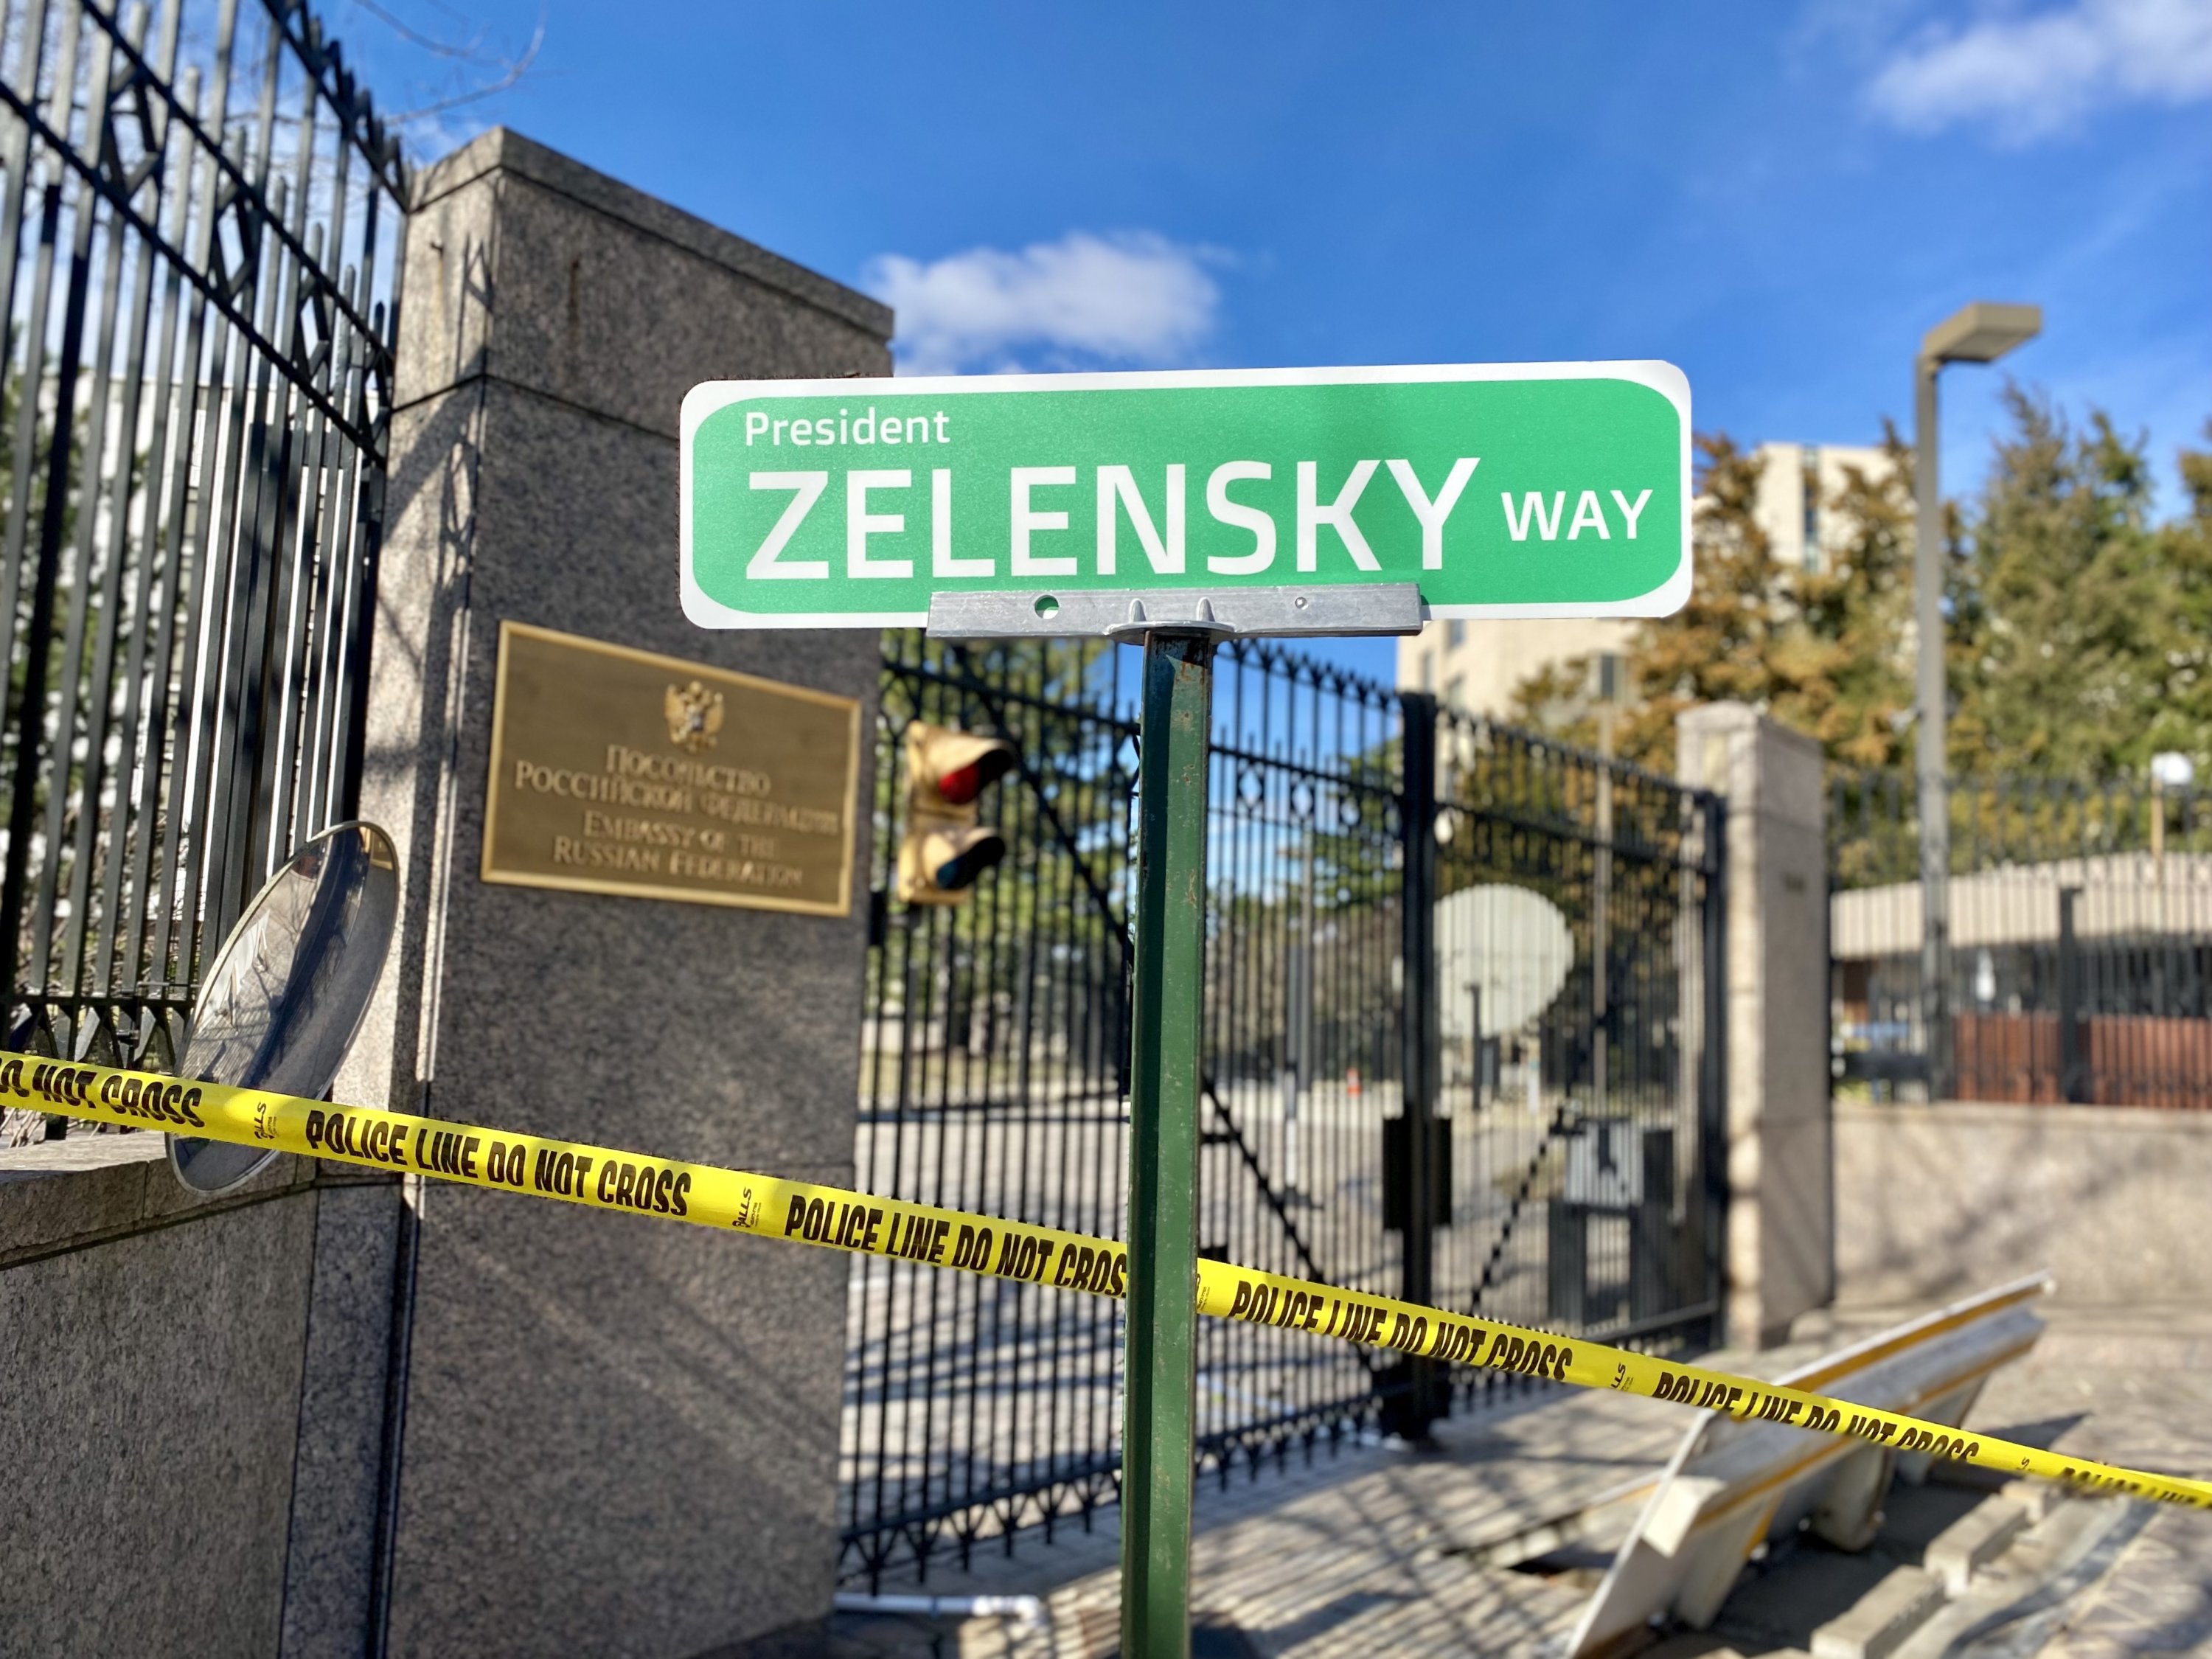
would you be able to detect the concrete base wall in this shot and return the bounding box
[0,1138,319,1655]
[1834,1099,2212,1307]
[279,1173,406,1657]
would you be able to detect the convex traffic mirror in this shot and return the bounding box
[167,821,399,1193]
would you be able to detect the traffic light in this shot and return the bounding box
[896,722,1015,905]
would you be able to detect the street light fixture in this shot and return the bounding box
[1914,300,2040,1102]
[2150,752,2196,793]
[1921,302,2043,367]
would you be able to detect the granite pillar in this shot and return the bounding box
[1677,702,1834,1349]
[288,128,889,1659]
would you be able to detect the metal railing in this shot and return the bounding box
[0,0,405,1145]
[1832,771,2212,1107]
[844,634,1725,1585]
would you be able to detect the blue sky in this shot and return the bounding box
[357,0,2209,677]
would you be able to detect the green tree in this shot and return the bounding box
[2147,425,2212,773]
[1791,428,1916,770]
[1511,397,2212,783]
[1949,392,2192,778]
[1508,432,1916,773]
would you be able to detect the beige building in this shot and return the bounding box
[1397,613,1637,718]
[1397,441,1893,714]
[1753,440,1896,578]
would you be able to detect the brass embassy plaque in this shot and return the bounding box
[481,622,860,916]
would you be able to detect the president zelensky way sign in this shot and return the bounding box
[679,363,1691,628]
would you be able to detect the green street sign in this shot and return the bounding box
[681,364,1689,629]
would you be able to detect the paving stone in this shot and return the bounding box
[1966,1304,2212,1658]
[1808,1565,1942,1659]
[1923,1498,2029,1592]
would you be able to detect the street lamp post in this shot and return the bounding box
[1913,301,2040,1101]
[2151,752,2196,933]
[1590,653,1624,1121]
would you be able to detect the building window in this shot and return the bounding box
[1802,447,1822,573]
[1420,652,1434,691]
[1447,619,1465,648]
[1444,675,1464,712]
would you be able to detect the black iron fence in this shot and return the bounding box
[0,0,405,1145]
[845,633,1726,1585]
[1832,771,2212,1108]
[1430,702,1727,1357]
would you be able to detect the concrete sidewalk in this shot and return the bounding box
[1645,1301,2212,1659]
[813,1306,2212,1659]
[824,1382,1654,1657]
[1915,1302,2212,1657]
[818,1345,1820,1659]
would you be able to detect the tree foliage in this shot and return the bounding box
[1510,394,2212,782]
[1510,431,1916,773]
[1950,393,2208,778]
[2159,428,2212,771]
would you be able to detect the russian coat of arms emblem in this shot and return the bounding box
[663,680,724,752]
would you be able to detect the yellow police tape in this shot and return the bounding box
[14,1053,2210,1511]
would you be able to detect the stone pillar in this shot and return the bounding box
[289,130,890,1658]
[1677,702,1833,1349]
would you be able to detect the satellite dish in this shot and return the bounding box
[1436,883,1573,1041]
[167,821,400,1194]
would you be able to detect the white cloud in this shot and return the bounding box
[1868,0,2212,140]
[863,232,1222,376]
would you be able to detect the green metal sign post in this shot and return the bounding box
[683,361,1692,1657]
[1122,629,1216,1659]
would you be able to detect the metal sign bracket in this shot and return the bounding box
[926,582,1425,641]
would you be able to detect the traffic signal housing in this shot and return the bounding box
[896,722,1015,906]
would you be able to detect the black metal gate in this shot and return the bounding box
[0,0,406,1145]
[845,633,1725,1585]
[1832,769,2212,1108]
